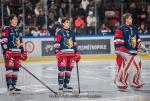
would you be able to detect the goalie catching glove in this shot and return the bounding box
[137,42,149,56]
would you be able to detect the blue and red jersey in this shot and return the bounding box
[114,25,141,54]
[1,26,24,53]
[53,28,77,53]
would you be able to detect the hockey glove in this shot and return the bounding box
[75,52,81,62]
[21,51,27,61]
[5,50,12,59]
[56,51,63,60]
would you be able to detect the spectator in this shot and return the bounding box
[71,4,86,19]
[47,11,56,36]
[36,9,45,28]
[138,5,147,24]
[25,14,34,26]
[86,0,96,15]
[81,0,89,10]
[138,22,148,34]
[99,23,111,35]
[31,27,40,36]
[74,16,86,34]
[147,5,150,33]
[24,0,34,15]
[86,11,96,34]
[59,2,68,17]
[128,2,138,25]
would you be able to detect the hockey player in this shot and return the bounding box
[114,13,147,90]
[53,17,81,91]
[1,14,27,92]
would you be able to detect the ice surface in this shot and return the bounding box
[0,59,150,101]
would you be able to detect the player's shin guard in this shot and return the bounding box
[64,68,72,84]
[64,68,73,89]
[5,69,13,90]
[64,72,71,84]
[6,75,13,90]
[58,71,65,85]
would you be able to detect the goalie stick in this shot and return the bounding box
[138,49,150,56]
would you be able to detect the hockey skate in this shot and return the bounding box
[58,84,64,95]
[63,84,73,92]
[58,85,63,91]
[8,85,21,94]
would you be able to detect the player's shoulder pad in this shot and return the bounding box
[131,25,138,30]
[116,25,124,31]
[55,28,62,36]
[2,26,10,31]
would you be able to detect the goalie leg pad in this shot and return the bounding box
[115,54,134,89]
[130,56,144,88]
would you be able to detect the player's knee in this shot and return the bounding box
[66,68,72,72]
[58,67,65,72]
[13,68,19,72]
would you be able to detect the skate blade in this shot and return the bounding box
[63,89,73,92]
[9,91,21,95]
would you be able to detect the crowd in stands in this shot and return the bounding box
[0,0,150,36]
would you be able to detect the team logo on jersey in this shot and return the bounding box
[131,35,137,48]
[15,37,21,48]
[64,38,73,48]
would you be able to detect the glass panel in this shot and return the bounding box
[24,0,48,36]
[0,1,2,30]
[0,0,149,36]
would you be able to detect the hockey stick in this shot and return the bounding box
[20,64,58,95]
[138,49,150,56]
[76,61,81,94]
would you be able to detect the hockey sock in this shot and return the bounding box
[58,67,65,85]
[6,75,13,89]
[64,68,72,85]
[12,74,17,86]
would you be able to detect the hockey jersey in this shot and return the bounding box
[53,28,77,53]
[1,26,24,53]
[114,25,141,54]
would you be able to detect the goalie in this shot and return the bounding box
[114,13,148,90]
[53,17,81,91]
[1,14,27,92]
